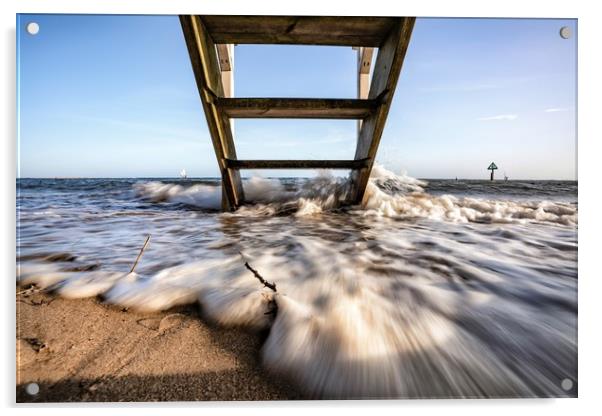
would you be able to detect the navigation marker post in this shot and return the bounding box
[487,162,498,181]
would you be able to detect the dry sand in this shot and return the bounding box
[16,287,302,402]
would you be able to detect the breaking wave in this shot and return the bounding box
[134,165,577,225]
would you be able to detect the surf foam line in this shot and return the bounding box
[17,221,576,399]
[134,165,577,226]
[14,252,520,399]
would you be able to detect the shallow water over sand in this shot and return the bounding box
[16,167,577,398]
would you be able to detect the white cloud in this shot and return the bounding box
[544,108,570,113]
[477,114,518,121]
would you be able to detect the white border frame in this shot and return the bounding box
[2,1,600,415]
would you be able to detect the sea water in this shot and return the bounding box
[16,166,578,399]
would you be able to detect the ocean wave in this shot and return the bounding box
[133,165,577,226]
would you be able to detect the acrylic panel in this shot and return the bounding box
[16,14,577,402]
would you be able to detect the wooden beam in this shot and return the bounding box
[216,44,232,72]
[201,16,399,46]
[225,159,369,170]
[216,97,377,119]
[179,16,244,210]
[358,47,374,75]
[349,17,416,205]
[216,44,234,97]
[357,47,374,135]
[216,43,234,135]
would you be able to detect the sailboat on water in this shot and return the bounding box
[180,168,187,179]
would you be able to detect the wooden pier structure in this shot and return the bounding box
[180,15,415,210]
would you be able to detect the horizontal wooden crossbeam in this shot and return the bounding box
[201,16,399,46]
[225,159,370,170]
[216,98,377,119]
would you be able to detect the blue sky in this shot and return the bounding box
[17,15,576,179]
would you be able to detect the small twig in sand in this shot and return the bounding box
[16,285,38,296]
[16,284,50,297]
[239,252,277,292]
[130,235,151,274]
[16,285,55,306]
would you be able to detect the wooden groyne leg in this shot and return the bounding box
[180,16,244,211]
[216,44,234,98]
[356,46,374,136]
[348,17,415,205]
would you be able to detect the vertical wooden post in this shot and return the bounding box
[180,16,244,210]
[356,47,373,137]
[216,44,234,98]
[349,17,415,205]
[217,43,235,139]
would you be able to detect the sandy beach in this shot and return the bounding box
[16,286,302,402]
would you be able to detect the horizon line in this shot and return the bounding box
[16,176,578,181]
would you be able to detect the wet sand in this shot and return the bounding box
[16,287,302,402]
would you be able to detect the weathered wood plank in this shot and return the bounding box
[201,15,399,46]
[216,44,234,99]
[216,98,377,119]
[180,15,244,210]
[358,47,374,75]
[356,47,374,135]
[226,159,369,170]
[215,44,232,72]
[349,17,416,204]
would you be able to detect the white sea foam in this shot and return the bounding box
[16,227,577,398]
[361,181,577,225]
[134,182,222,210]
[133,165,576,226]
[17,166,577,398]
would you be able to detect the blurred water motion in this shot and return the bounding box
[16,167,577,398]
